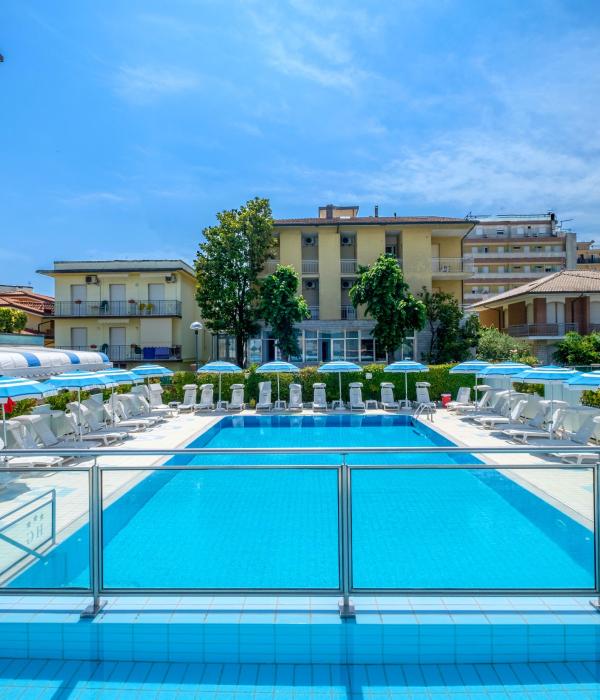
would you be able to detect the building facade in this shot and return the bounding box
[0,287,54,344]
[576,240,600,270]
[38,260,206,369]
[463,213,577,306]
[216,205,476,364]
[469,269,600,363]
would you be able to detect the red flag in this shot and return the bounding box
[4,398,15,415]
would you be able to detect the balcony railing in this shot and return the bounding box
[470,271,561,279]
[341,305,356,320]
[507,323,577,338]
[340,259,357,274]
[0,445,597,620]
[307,306,319,320]
[263,259,280,274]
[431,258,474,274]
[53,300,182,317]
[302,260,319,275]
[471,251,566,259]
[65,344,182,361]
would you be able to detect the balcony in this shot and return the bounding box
[302,260,319,275]
[263,259,280,274]
[340,259,357,274]
[307,306,319,320]
[471,251,566,259]
[431,257,474,278]
[507,323,577,338]
[67,345,182,361]
[470,271,560,280]
[53,300,182,318]
[341,305,357,320]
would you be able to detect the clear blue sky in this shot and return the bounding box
[2,0,599,294]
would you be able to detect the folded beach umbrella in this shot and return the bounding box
[318,361,362,409]
[256,361,299,403]
[384,360,428,408]
[0,376,57,448]
[197,361,243,405]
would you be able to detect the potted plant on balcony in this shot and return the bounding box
[90,344,97,349]
[138,303,146,313]
[146,302,154,315]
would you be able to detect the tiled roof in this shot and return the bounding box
[0,291,54,315]
[469,270,600,308]
[274,216,474,226]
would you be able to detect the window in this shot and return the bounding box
[70,327,87,349]
[248,338,262,364]
[496,229,505,236]
[360,338,374,362]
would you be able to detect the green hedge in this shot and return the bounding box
[581,389,600,408]
[162,364,478,404]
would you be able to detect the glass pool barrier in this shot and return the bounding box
[0,445,598,619]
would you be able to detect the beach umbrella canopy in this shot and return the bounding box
[197,361,243,404]
[0,376,58,448]
[43,371,118,439]
[384,361,429,408]
[130,364,174,378]
[564,371,600,391]
[318,361,362,408]
[256,361,299,403]
[98,369,143,385]
[449,360,491,374]
[478,362,532,377]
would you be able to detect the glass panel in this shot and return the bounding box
[305,333,318,362]
[375,341,387,362]
[102,468,340,589]
[0,470,90,590]
[360,338,374,362]
[248,338,262,363]
[346,338,359,361]
[332,339,345,360]
[351,466,595,590]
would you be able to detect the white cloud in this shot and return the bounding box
[114,65,201,103]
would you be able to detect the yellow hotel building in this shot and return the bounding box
[38,260,206,369]
[240,205,476,364]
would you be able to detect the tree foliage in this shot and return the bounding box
[259,265,310,360]
[476,326,538,364]
[553,331,600,365]
[349,254,426,357]
[195,197,275,366]
[418,288,480,363]
[0,307,27,333]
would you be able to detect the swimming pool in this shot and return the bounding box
[8,415,595,591]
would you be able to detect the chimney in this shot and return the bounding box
[325,204,334,219]
[374,205,379,218]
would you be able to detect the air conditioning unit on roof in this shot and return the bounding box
[85,275,99,285]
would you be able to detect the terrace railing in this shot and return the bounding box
[0,445,598,620]
[53,300,182,317]
[508,323,577,337]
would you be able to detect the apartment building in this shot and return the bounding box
[38,260,206,369]
[469,269,600,363]
[228,204,476,364]
[576,240,600,270]
[463,213,576,305]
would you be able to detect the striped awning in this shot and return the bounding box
[0,345,112,378]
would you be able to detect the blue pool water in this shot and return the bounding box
[9,415,595,591]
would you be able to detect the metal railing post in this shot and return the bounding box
[339,454,355,619]
[81,458,105,618]
[592,461,600,612]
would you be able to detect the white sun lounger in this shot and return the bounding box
[119,395,165,424]
[226,384,245,411]
[288,383,303,411]
[65,403,129,444]
[455,389,497,415]
[312,383,328,411]
[547,415,600,463]
[349,382,366,412]
[475,399,529,429]
[256,382,273,412]
[446,387,471,411]
[195,384,214,412]
[502,408,567,443]
[380,383,398,411]
[2,420,66,468]
[171,385,198,413]
[108,396,158,429]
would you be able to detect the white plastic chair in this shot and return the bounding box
[288,384,303,411]
[227,384,245,411]
[195,384,214,412]
[256,381,273,412]
[312,383,328,411]
[380,383,399,411]
[349,382,365,412]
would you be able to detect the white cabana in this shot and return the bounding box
[0,345,112,378]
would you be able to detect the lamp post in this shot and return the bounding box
[190,321,203,369]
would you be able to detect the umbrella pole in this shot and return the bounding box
[404,372,408,408]
[78,388,83,441]
[339,372,342,408]
[277,374,280,403]
[219,374,222,406]
[111,387,116,426]
[1,403,6,452]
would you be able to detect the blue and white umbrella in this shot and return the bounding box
[384,360,429,408]
[318,361,362,409]
[0,376,58,448]
[564,371,600,391]
[256,361,299,403]
[197,361,243,405]
[130,364,174,378]
[479,362,532,412]
[43,371,118,439]
[449,360,491,403]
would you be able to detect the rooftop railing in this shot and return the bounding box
[53,300,182,317]
[0,444,598,619]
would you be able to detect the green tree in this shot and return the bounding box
[418,288,480,363]
[349,254,426,358]
[553,331,600,365]
[195,197,275,366]
[259,265,310,360]
[0,307,27,333]
[476,326,538,364]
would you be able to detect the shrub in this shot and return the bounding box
[553,331,600,365]
[3,398,36,418]
[581,389,600,408]
[513,382,545,397]
[477,327,537,363]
